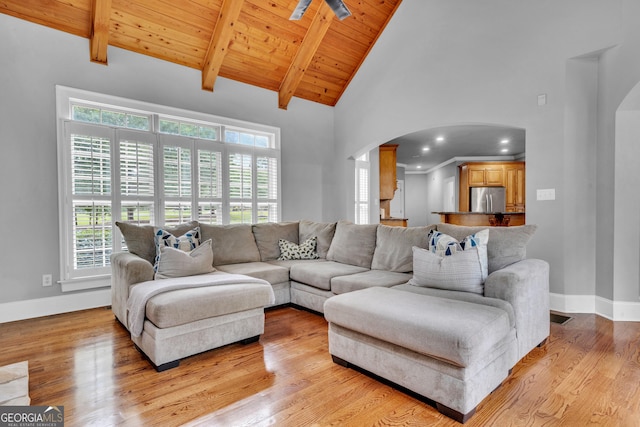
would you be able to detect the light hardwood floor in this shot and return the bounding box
[1,306,639,426]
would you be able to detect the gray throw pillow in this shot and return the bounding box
[371,224,435,272]
[116,220,199,265]
[326,220,378,268]
[299,220,336,259]
[409,246,484,294]
[252,222,299,261]
[199,223,261,266]
[155,239,215,279]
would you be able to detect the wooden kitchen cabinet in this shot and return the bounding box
[459,161,525,212]
[466,164,505,186]
[379,144,398,200]
[505,162,526,212]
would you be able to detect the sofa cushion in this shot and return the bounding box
[392,283,515,327]
[290,261,368,291]
[252,222,299,261]
[409,246,485,294]
[116,220,198,265]
[155,239,215,279]
[436,224,537,273]
[331,270,412,295]
[200,223,261,266]
[324,287,513,367]
[145,277,274,329]
[371,225,435,272]
[266,259,327,269]
[299,220,336,258]
[278,236,320,260]
[326,220,378,268]
[216,262,290,285]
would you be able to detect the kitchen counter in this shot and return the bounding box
[433,212,525,227]
[380,217,408,227]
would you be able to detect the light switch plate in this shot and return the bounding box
[537,188,556,201]
[538,94,547,106]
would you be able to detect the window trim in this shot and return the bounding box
[56,86,281,291]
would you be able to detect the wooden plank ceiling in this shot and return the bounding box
[0,0,402,109]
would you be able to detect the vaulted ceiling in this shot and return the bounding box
[0,0,402,109]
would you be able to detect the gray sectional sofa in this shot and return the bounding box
[110,219,549,423]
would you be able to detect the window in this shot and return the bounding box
[355,153,370,224]
[57,87,280,286]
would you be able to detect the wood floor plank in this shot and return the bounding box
[2,306,640,426]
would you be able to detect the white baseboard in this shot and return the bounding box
[2,291,639,324]
[550,293,640,321]
[0,289,111,323]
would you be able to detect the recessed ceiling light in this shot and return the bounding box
[501,148,509,153]
[500,139,510,144]
[422,147,430,152]
[436,136,445,142]
[417,165,422,169]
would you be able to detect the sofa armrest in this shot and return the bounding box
[110,252,154,328]
[483,259,550,361]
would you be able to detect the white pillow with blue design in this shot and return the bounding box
[153,226,201,271]
[428,229,489,280]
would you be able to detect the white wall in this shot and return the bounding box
[334,0,640,313]
[0,14,336,305]
[562,57,598,297]
[405,174,429,227]
[404,162,458,227]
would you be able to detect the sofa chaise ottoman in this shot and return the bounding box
[325,287,518,423]
[322,223,549,423]
[112,250,275,371]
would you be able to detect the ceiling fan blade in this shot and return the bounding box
[325,0,351,20]
[289,0,313,20]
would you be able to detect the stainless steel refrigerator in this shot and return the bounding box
[470,187,506,212]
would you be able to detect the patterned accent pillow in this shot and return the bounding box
[428,229,489,280]
[278,236,320,261]
[154,226,201,271]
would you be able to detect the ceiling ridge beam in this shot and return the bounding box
[202,0,244,92]
[90,0,112,65]
[278,1,334,110]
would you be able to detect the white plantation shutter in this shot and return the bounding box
[228,152,253,224]
[161,140,193,225]
[118,132,155,229]
[355,154,370,224]
[72,135,111,196]
[257,156,278,223]
[57,87,280,286]
[197,146,223,224]
[64,122,114,278]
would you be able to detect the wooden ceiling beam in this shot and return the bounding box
[202,0,244,92]
[278,1,334,110]
[90,0,112,65]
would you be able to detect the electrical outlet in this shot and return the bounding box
[42,274,53,287]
